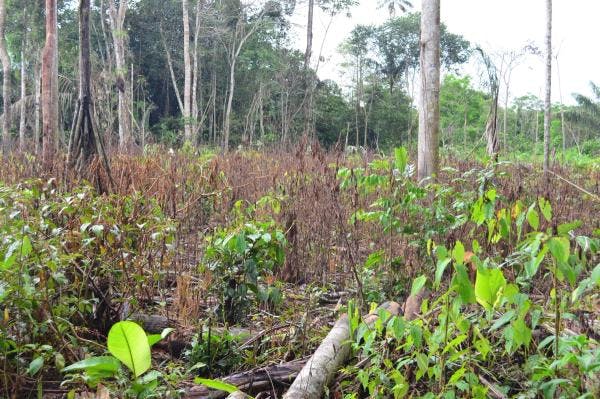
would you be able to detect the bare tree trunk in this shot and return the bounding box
[417,0,440,181]
[34,65,41,154]
[223,54,236,152]
[543,0,552,174]
[192,0,203,141]
[485,92,500,157]
[108,0,133,151]
[42,0,59,168]
[555,54,566,159]
[182,0,193,143]
[0,0,10,154]
[302,0,314,138]
[19,49,26,151]
[222,17,263,152]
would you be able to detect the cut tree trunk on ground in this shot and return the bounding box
[184,359,307,399]
[282,301,401,399]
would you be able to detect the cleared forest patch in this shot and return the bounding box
[0,147,599,398]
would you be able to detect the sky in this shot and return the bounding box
[288,0,600,105]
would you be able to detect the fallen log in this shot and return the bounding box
[282,301,401,399]
[184,359,307,399]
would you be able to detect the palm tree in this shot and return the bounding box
[566,82,600,148]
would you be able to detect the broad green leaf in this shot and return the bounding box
[62,356,121,374]
[452,264,475,304]
[526,204,539,230]
[452,241,465,265]
[434,258,452,289]
[194,378,239,394]
[557,220,582,236]
[538,198,552,222]
[511,318,532,349]
[107,321,151,377]
[547,237,570,264]
[28,357,44,376]
[475,267,506,311]
[410,275,427,296]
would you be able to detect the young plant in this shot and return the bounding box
[201,198,286,322]
[62,321,173,397]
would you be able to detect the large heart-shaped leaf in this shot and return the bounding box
[107,321,151,377]
[475,266,506,311]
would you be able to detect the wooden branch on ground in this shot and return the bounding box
[282,301,402,399]
[184,359,307,399]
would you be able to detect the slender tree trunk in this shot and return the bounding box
[303,0,314,137]
[503,87,509,152]
[543,0,552,174]
[555,55,566,158]
[182,0,193,143]
[42,0,59,168]
[222,18,262,152]
[34,65,41,154]
[418,0,440,181]
[192,0,203,141]
[108,0,133,151]
[223,55,236,152]
[0,0,11,154]
[19,49,27,151]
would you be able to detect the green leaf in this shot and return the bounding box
[62,356,121,374]
[526,204,539,230]
[452,264,475,304]
[394,147,408,174]
[475,267,507,311]
[538,198,552,222]
[148,328,175,347]
[547,237,570,264]
[434,258,452,289]
[410,275,427,296]
[28,357,44,376]
[557,220,582,236]
[452,241,465,265]
[490,310,515,331]
[194,378,239,394]
[107,321,152,377]
[20,236,32,258]
[511,318,532,349]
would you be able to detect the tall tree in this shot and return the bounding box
[543,0,552,174]
[0,0,10,154]
[42,0,59,168]
[302,0,314,138]
[417,0,440,181]
[18,46,26,151]
[108,0,133,151]
[67,0,113,187]
[182,0,193,142]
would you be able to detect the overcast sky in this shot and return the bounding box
[289,0,599,105]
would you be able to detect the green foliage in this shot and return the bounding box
[62,321,172,397]
[339,152,599,397]
[0,180,176,386]
[187,328,243,376]
[202,198,286,322]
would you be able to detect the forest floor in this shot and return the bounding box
[0,146,599,398]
